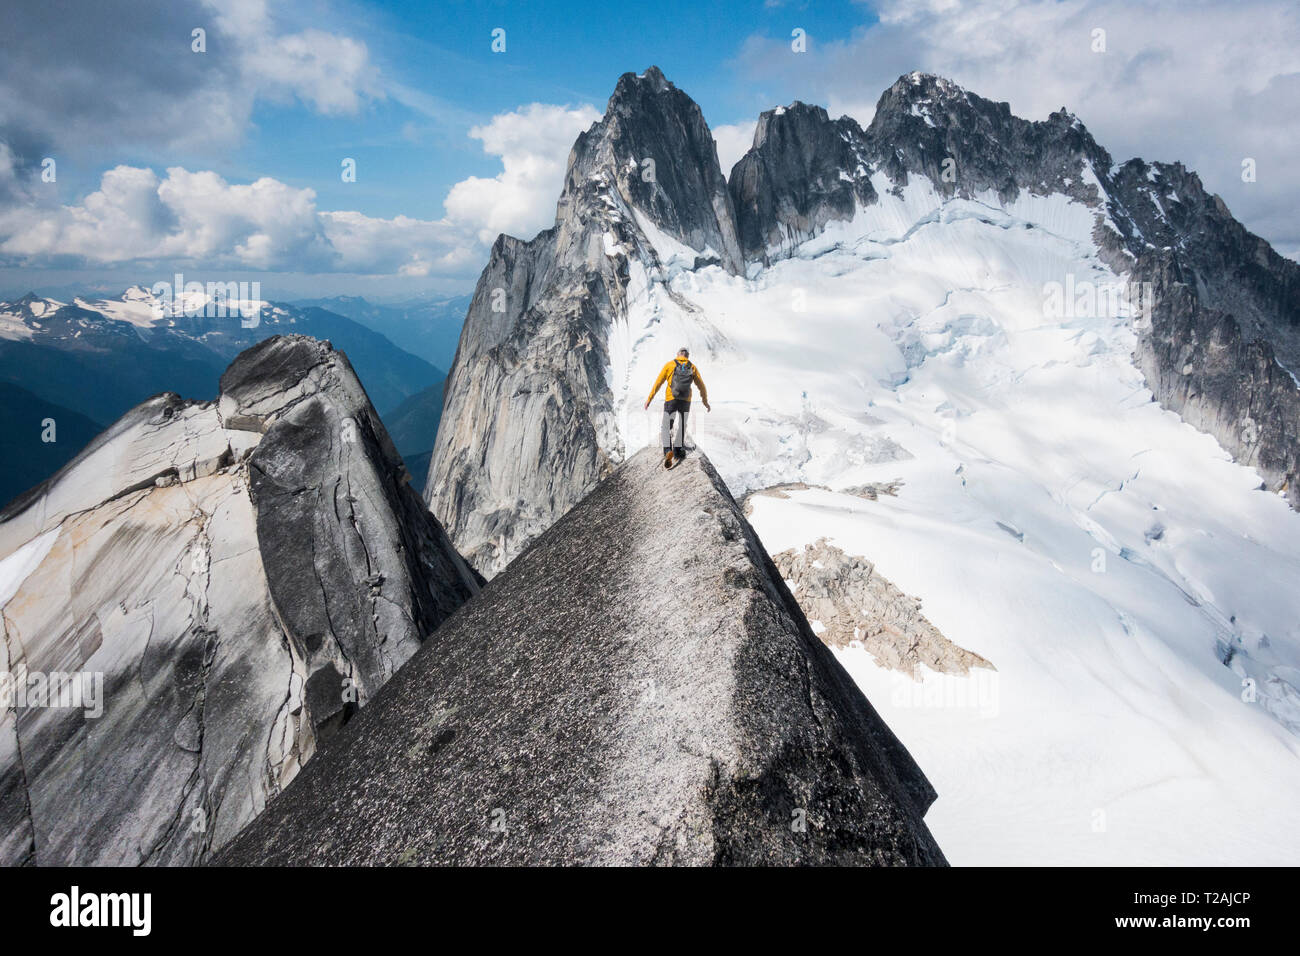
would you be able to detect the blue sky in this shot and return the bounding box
[18,0,879,223]
[229,0,877,222]
[289,0,879,220]
[1,0,1297,299]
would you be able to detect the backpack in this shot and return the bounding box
[670,360,695,399]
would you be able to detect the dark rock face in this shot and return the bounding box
[225,337,481,727]
[861,74,1112,206]
[730,73,1111,261]
[1123,249,1300,498]
[729,74,1110,256]
[729,103,876,262]
[566,67,744,274]
[1091,161,1300,500]
[0,334,478,865]
[1103,159,1300,368]
[220,448,946,866]
[425,66,742,576]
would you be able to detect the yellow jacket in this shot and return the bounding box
[648,358,708,404]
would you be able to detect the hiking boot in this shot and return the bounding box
[663,449,674,469]
[673,447,685,463]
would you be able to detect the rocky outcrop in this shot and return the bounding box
[1092,162,1300,502]
[0,335,479,865]
[729,103,876,262]
[729,73,1112,260]
[424,66,741,577]
[774,538,993,679]
[563,67,743,274]
[220,449,946,866]
[1121,251,1300,501]
[861,73,1112,206]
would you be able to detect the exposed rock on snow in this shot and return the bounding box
[1093,169,1300,507]
[742,479,904,513]
[220,449,946,866]
[774,538,993,679]
[0,335,478,865]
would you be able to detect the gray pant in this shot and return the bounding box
[661,399,689,450]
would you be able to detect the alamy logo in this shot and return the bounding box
[49,886,151,936]
[149,273,263,327]
[0,670,103,718]
[1042,276,1154,325]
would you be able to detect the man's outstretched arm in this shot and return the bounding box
[643,364,669,409]
[694,368,711,411]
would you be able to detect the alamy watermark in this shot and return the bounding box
[1,670,104,719]
[149,273,263,327]
[1042,276,1154,326]
[50,886,150,936]
[889,667,1000,718]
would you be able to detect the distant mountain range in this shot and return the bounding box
[0,288,451,504]
[292,294,471,372]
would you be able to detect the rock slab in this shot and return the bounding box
[220,448,946,866]
[0,335,478,865]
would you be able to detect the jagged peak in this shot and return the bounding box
[554,63,743,274]
[752,101,831,146]
[763,100,828,119]
[873,71,1015,127]
[609,65,674,105]
[748,101,867,156]
[891,71,971,101]
[869,72,1113,175]
[569,65,705,165]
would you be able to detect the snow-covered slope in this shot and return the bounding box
[651,180,1300,865]
[430,67,1300,865]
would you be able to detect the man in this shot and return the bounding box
[644,347,710,468]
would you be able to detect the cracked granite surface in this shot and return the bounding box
[0,335,479,865]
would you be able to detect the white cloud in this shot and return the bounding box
[205,0,381,116]
[318,209,474,274]
[443,103,601,243]
[0,0,381,162]
[0,100,602,278]
[712,122,758,175]
[732,0,1300,256]
[0,165,438,274]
